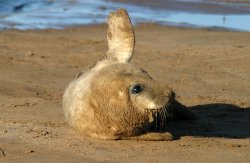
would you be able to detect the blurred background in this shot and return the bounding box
[0,0,250,31]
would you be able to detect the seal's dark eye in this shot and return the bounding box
[131,84,143,94]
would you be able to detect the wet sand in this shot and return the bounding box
[108,0,250,14]
[0,24,250,162]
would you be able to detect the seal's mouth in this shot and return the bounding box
[145,102,174,131]
[144,93,177,131]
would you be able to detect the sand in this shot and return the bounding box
[0,24,250,162]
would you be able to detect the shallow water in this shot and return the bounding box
[0,0,250,31]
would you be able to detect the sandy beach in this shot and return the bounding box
[0,23,250,162]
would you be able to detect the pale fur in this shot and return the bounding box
[63,9,195,141]
[106,8,135,63]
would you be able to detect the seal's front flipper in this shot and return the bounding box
[122,132,173,141]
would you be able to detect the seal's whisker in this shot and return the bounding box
[161,109,165,130]
[159,109,163,131]
[162,109,166,130]
[163,109,167,130]
[163,111,166,130]
[155,111,158,129]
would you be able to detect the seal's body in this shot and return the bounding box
[63,9,195,140]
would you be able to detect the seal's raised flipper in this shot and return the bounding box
[106,8,135,63]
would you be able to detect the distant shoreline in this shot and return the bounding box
[0,0,250,31]
[106,0,250,14]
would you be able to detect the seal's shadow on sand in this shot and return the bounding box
[167,104,250,139]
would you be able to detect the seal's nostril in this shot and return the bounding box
[163,90,175,105]
[170,91,175,102]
